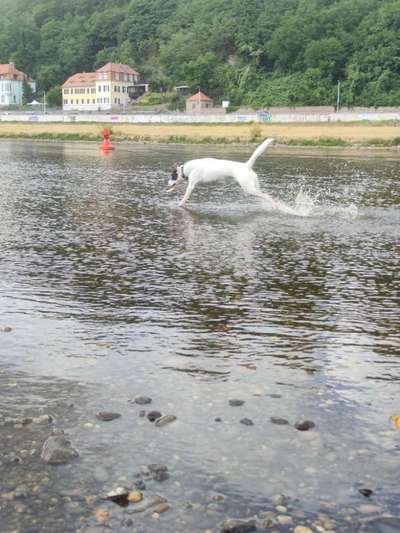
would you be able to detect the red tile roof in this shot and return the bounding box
[187,90,212,102]
[63,72,97,87]
[96,63,139,76]
[0,63,30,82]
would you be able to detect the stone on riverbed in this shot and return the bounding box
[240,418,254,426]
[147,411,162,422]
[148,464,170,482]
[126,493,167,514]
[134,396,152,405]
[155,415,176,427]
[104,487,130,506]
[220,518,257,532]
[229,399,245,407]
[294,420,315,431]
[41,431,79,465]
[96,411,121,422]
[270,417,289,425]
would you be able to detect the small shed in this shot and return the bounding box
[186,90,213,113]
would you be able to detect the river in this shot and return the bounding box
[0,140,399,532]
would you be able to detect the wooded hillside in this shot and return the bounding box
[1,0,399,107]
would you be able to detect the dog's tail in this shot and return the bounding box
[245,138,274,169]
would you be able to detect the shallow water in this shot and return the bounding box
[0,140,399,532]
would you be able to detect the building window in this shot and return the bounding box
[64,99,68,104]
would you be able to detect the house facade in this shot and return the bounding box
[62,63,142,111]
[0,63,36,106]
[186,90,213,113]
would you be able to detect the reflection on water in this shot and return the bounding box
[0,141,399,532]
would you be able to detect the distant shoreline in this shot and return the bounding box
[1,121,400,150]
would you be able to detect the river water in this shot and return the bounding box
[0,140,399,533]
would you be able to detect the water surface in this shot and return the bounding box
[0,141,399,532]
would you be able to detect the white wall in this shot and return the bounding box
[0,80,23,106]
[1,110,400,123]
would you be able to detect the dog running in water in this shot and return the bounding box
[167,138,291,210]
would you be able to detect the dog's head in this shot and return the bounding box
[167,163,184,193]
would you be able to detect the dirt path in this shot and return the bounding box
[1,121,400,144]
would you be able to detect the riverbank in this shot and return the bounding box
[1,121,400,147]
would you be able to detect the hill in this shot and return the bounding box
[1,0,399,107]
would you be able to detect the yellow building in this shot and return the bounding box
[62,63,142,112]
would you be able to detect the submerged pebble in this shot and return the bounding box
[147,411,162,422]
[229,399,245,407]
[295,420,316,431]
[221,518,257,532]
[41,432,79,465]
[96,412,121,422]
[155,415,176,427]
[134,396,152,405]
[240,417,254,426]
[270,417,289,425]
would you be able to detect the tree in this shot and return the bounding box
[22,80,35,104]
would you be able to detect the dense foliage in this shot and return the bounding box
[1,0,400,107]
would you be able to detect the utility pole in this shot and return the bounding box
[43,91,47,113]
[336,80,341,112]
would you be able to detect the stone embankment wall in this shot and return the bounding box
[1,107,400,124]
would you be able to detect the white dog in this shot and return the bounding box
[167,138,288,210]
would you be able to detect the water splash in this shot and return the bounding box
[275,186,359,219]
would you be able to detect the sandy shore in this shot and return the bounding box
[1,121,400,149]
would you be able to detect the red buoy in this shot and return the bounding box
[100,128,115,151]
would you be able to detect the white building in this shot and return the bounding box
[62,63,142,112]
[0,63,36,106]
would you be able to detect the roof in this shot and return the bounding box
[0,63,30,82]
[63,72,97,87]
[186,90,212,102]
[96,63,139,76]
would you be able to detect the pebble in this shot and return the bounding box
[229,399,245,407]
[155,415,177,427]
[294,527,313,533]
[126,493,167,514]
[270,417,289,425]
[1,326,12,332]
[295,420,316,431]
[276,505,287,513]
[104,487,129,506]
[41,432,79,465]
[215,417,222,422]
[134,479,146,491]
[221,518,257,532]
[357,504,383,513]
[134,396,152,405]
[2,453,22,465]
[96,412,121,422]
[147,411,162,422]
[240,418,254,426]
[277,515,293,525]
[31,414,54,425]
[128,491,143,503]
[359,488,374,497]
[95,508,109,524]
[154,502,169,513]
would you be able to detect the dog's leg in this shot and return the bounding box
[179,179,197,207]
